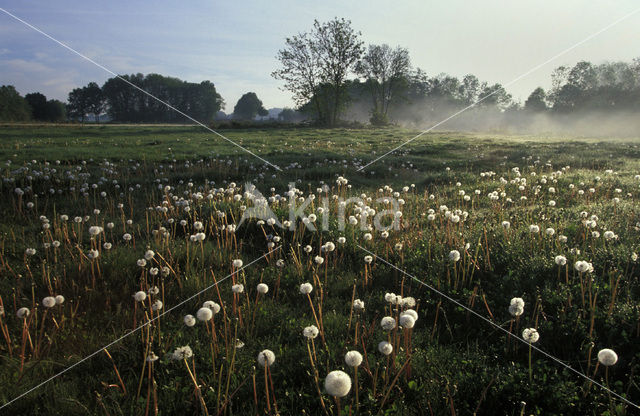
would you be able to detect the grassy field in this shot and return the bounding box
[1,124,639,415]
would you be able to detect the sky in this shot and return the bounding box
[1,0,639,111]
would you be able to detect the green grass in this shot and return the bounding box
[0,124,639,415]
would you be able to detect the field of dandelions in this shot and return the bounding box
[1,125,640,415]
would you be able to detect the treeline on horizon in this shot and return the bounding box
[1,17,640,129]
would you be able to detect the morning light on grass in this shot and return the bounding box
[1,1,640,415]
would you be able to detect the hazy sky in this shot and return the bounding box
[1,0,639,111]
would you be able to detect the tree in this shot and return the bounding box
[0,85,31,122]
[277,108,304,122]
[524,87,547,112]
[233,92,268,120]
[357,44,411,125]
[67,87,89,122]
[84,82,105,122]
[478,83,512,110]
[44,99,66,122]
[273,18,364,126]
[101,74,223,122]
[459,75,481,105]
[25,92,48,120]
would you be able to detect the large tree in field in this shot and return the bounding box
[273,18,364,126]
[25,92,48,120]
[525,87,548,112]
[67,87,89,122]
[233,92,268,120]
[356,44,410,124]
[84,82,105,122]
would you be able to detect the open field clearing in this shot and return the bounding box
[1,125,640,415]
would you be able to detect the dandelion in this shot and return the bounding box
[555,255,567,266]
[598,349,618,366]
[257,283,269,294]
[172,345,193,360]
[196,307,213,321]
[184,314,196,327]
[87,249,99,260]
[16,307,30,319]
[522,328,539,343]
[55,295,65,305]
[42,296,56,308]
[257,349,275,367]
[381,316,396,331]
[25,248,36,256]
[134,291,147,302]
[300,283,313,294]
[88,226,103,236]
[136,259,147,267]
[314,256,324,265]
[399,314,416,328]
[203,301,221,314]
[303,325,319,339]
[231,284,244,294]
[378,341,393,355]
[232,259,243,268]
[364,255,373,264]
[402,297,416,307]
[151,300,163,311]
[574,260,593,273]
[353,299,364,311]
[147,352,159,362]
[123,233,132,241]
[448,250,461,262]
[144,250,155,261]
[344,351,363,367]
[545,228,555,236]
[509,297,524,317]
[324,370,351,397]
[529,224,540,233]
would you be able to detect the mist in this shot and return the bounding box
[344,98,640,138]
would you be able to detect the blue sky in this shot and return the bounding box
[1,0,639,110]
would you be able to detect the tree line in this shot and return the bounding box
[0,74,225,123]
[273,18,640,127]
[2,17,640,126]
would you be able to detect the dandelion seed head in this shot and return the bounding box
[522,328,539,343]
[184,314,196,327]
[42,296,56,308]
[399,314,416,329]
[257,349,275,367]
[324,370,351,397]
[299,283,313,294]
[303,325,319,339]
[196,307,213,321]
[16,307,30,319]
[378,341,393,355]
[344,351,363,367]
[598,348,618,366]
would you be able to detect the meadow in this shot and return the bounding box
[0,124,639,415]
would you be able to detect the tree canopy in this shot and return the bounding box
[0,85,31,122]
[273,18,363,126]
[233,92,268,120]
[101,74,224,123]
